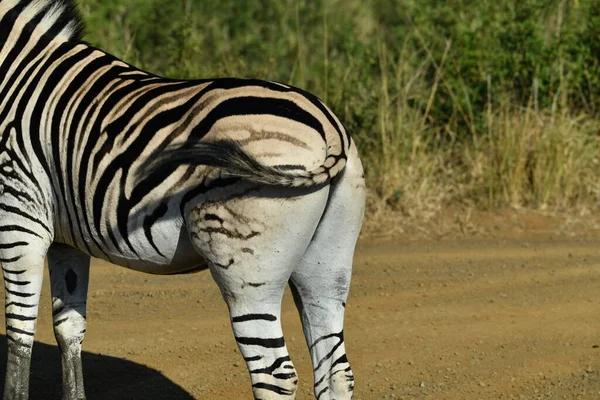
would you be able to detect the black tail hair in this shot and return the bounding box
[141,140,343,188]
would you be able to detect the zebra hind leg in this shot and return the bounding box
[47,244,91,400]
[219,280,298,400]
[290,144,366,400]
[185,182,330,399]
[1,238,49,400]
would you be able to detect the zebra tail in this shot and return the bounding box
[142,140,347,188]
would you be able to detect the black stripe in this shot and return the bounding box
[106,228,122,259]
[179,178,239,217]
[200,227,259,240]
[5,313,36,321]
[5,302,35,308]
[314,372,327,389]
[314,338,345,371]
[252,382,294,396]
[316,386,329,399]
[272,80,350,144]
[213,258,235,270]
[273,372,297,380]
[204,213,224,223]
[313,354,350,388]
[54,317,68,326]
[235,336,285,348]
[0,225,43,239]
[1,186,36,204]
[3,277,31,286]
[330,354,349,370]
[232,313,277,323]
[143,203,168,258]
[244,355,262,362]
[5,288,35,298]
[2,268,27,275]
[0,241,28,249]
[250,356,292,375]
[6,325,34,336]
[310,331,343,349]
[0,255,23,263]
[189,96,325,142]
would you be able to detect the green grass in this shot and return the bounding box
[78,0,600,229]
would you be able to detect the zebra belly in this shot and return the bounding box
[67,220,208,275]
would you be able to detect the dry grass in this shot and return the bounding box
[362,40,600,237]
[466,108,600,211]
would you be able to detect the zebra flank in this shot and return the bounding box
[0,1,365,399]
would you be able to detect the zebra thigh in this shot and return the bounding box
[184,182,329,399]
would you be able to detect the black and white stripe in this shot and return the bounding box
[1,1,364,399]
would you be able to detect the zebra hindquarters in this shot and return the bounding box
[184,181,330,399]
[290,141,365,400]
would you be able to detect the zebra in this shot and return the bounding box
[0,0,366,399]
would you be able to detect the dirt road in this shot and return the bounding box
[2,237,600,399]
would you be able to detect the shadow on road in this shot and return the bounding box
[0,335,194,399]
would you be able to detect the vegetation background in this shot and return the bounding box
[78,0,600,234]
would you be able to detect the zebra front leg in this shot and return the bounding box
[47,244,90,400]
[1,244,48,400]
